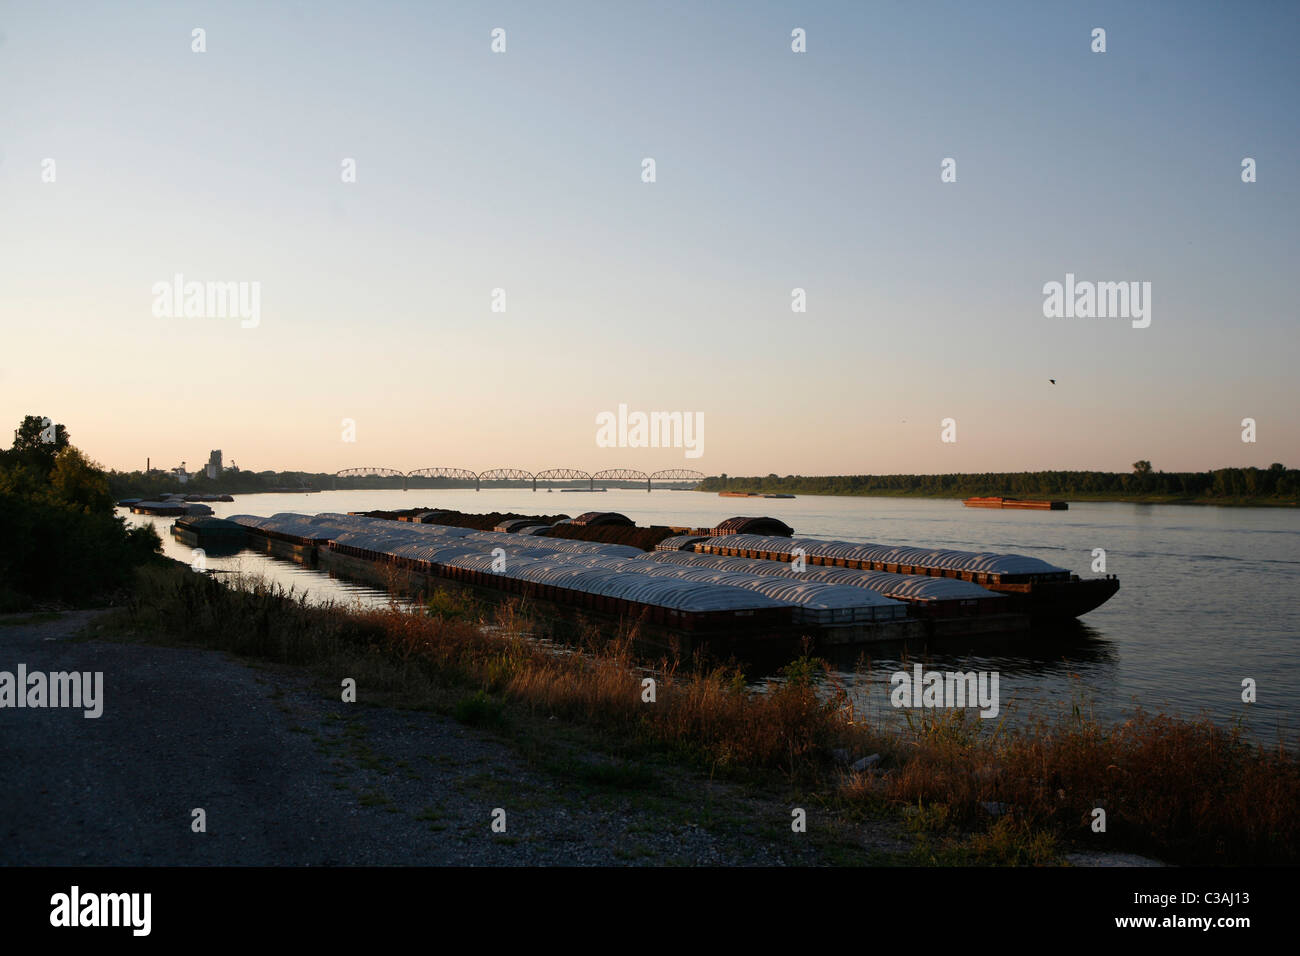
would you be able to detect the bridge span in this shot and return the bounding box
[333,467,706,492]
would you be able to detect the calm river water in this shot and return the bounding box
[119,490,1299,745]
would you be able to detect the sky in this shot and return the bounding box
[1,0,1297,477]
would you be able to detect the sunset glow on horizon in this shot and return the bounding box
[2,0,1296,476]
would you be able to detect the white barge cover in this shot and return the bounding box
[696,534,1068,577]
[637,550,1005,602]
[554,554,907,624]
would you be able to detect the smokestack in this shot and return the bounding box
[147,457,150,473]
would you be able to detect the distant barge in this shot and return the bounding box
[719,492,796,499]
[964,497,1068,510]
[131,500,203,516]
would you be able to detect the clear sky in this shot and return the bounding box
[1,0,1296,476]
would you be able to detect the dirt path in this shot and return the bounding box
[0,610,910,866]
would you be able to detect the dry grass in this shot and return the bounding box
[838,705,1299,864]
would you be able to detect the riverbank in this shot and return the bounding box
[698,488,1297,507]
[2,599,1168,867]
[700,467,1299,507]
[36,559,1295,866]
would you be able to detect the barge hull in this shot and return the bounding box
[991,576,1120,619]
[963,497,1068,510]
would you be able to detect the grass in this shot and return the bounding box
[0,611,64,626]
[909,815,1062,866]
[453,690,507,728]
[840,705,1299,865]
[426,587,482,622]
[613,843,656,861]
[99,560,1300,866]
[542,757,658,792]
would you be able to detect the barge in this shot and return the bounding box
[170,516,247,554]
[131,500,191,516]
[683,533,1117,619]
[226,510,1117,625]
[964,497,1068,510]
[224,513,1041,643]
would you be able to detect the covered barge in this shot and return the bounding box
[682,533,1118,619]
[223,513,1064,643]
[226,514,930,643]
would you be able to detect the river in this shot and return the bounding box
[118,489,1299,746]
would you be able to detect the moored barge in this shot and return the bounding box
[682,533,1117,619]
[170,516,247,554]
[224,513,1051,643]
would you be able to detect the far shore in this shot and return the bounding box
[692,489,1298,508]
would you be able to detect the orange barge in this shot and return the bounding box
[964,497,1068,510]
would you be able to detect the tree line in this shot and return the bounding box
[699,463,1299,502]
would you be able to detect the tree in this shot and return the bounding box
[10,414,70,474]
[1132,460,1152,475]
[13,414,69,453]
[0,417,159,610]
[48,447,114,514]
